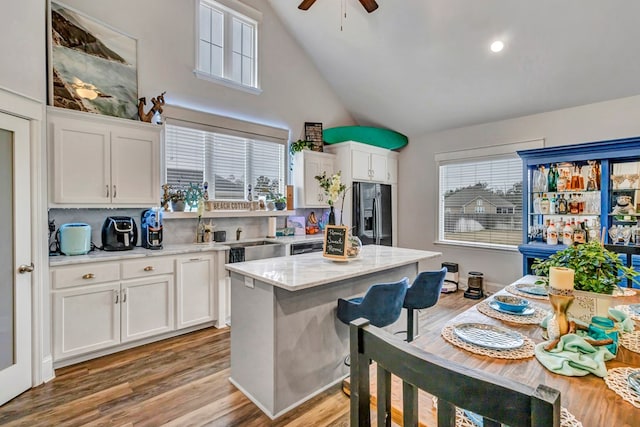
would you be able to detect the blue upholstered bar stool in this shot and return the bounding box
[337,277,409,328]
[403,268,447,342]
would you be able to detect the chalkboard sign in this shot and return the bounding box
[323,225,348,260]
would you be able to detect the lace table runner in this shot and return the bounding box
[476,300,549,325]
[604,367,640,408]
[441,324,535,359]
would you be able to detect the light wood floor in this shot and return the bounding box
[0,291,476,426]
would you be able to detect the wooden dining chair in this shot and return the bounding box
[349,318,561,427]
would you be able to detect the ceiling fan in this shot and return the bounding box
[298,0,379,13]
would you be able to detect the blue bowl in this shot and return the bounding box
[493,295,530,313]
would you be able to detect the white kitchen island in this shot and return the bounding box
[225,245,441,419]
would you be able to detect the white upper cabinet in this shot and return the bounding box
[352,146,387,182]
[293,150,336,208]
[325,141,397,184]
[48,107,161,207]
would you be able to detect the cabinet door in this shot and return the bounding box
[176,255,215,329]
[369,152,387,182]
[52,282,120,361]
[110,128,160,205]
[121,275,174,343]
[386,155,398,184]
[352,148,372,181]
[50,117,110,204]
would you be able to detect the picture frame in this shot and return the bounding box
[304,122,324,152]
[48,1,139,120]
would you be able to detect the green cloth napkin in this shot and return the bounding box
[534,333,615,377]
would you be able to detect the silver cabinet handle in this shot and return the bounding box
[106,185,110,198]
[114,290,119,304]
[18,263,34,274]
[122,289,127,303]
[113,185,117,198]
[189,258,202,261]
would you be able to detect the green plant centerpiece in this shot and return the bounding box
[531,241,638,294]
[290,139,312,155]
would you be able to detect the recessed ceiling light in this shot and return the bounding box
[490,40,504,53]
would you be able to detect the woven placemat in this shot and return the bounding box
[441,324,535,359]
[455,407,583,427]
[476,300,549,325]
[505,284,549,300]
[620,330,640,354]
[613,304,640,322]
[604,367,640,408]
[432,400,582,427]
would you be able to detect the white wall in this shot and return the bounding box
[58,0,354,137]
[0,0,47,100]
[399,95,640,289]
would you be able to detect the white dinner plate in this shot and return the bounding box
[453,323,524,350]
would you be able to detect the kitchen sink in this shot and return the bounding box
[228,241,285,262]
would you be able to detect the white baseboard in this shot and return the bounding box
[41,355,55,383]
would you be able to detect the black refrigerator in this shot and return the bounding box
[352,182,392,246]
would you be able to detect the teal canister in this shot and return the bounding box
[59,223,91,255]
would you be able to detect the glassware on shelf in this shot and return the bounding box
[609,225,620,244]
[625,173,640,188]
[611,174,626,189]
[548,164,558,192]
[533,165,548,193]
[622,226,632,245]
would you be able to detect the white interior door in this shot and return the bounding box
[0,112,32,405]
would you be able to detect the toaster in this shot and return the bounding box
[102,216,138,251]
[59,223,91,255]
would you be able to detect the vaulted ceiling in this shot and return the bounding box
[268,1,640,138]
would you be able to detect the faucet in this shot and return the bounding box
[236,227,243,241]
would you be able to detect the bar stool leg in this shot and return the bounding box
[407,309,415,343]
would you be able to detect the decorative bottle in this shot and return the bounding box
[562,222,573,245]
[547,222,558,245]
[539,194,550,214]
[328,206,336,225]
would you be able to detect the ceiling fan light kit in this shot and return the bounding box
[298,0,379,13]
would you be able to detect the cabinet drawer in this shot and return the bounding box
[52,262,121,289]
[121,257,174,279]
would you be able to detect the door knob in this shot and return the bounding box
[18,263,34,274]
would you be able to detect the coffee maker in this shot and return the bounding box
[102,216,138,251]
[141,208,163,249]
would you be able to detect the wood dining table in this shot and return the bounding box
[347,278,640,427]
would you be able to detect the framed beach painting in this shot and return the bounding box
[48,1,139,120]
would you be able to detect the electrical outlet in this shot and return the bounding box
[244,276,254,289]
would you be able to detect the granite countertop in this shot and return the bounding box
[225,245,442,291]
[49,235,325,267]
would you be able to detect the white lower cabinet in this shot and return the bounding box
[53,282,120,359]
[121,275,174,342]
[51,253,222,364]
[51,256,194,363]
[175,255,215,329]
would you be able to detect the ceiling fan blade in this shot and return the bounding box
[298,0,317,10]
[359,0,379,13]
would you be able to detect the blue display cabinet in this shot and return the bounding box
[517,136,640,288]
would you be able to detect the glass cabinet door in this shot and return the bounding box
[608,160,640,245]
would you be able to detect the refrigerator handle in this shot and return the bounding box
[372,197,378,244]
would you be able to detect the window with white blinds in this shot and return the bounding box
[165,124,285,200]
[438,157,523,247]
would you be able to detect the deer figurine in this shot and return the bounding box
[138,91,166,123]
